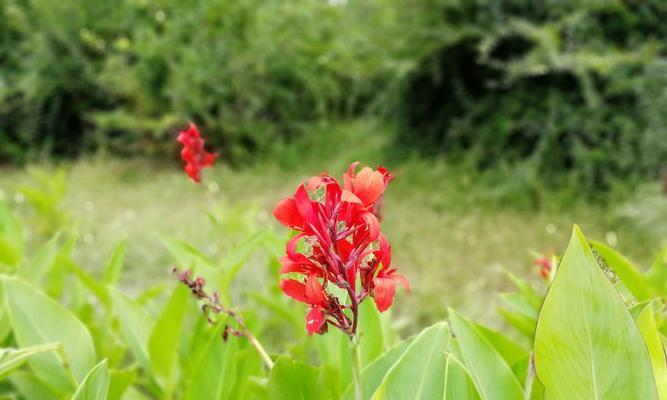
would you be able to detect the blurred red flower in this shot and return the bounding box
[177,123,217,183]
[534,256,554,279]
[273,162,408,336]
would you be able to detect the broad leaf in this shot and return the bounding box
[357,299,385,367]
[72,359,110,400]
[110,290,154,374]
[108,368,136,400]
[0,343,61,380]
[372,322,449,399]
[3,276,96,392]
[534,226,657,399]
[341,337,413,400]
[591,241,655,301]
[20,232,61,283]
[444,353,480,400]
[148,285,189,394]
[449,310,523,400]
[268,356,334,400]
[636,304,667,399]
[103,241,127,285]
[184,325,241,400]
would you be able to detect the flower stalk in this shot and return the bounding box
[173,268,274,370]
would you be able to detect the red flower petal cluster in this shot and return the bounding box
[177,123,217,183]
[274,163,409,335]
[534,256,554,279]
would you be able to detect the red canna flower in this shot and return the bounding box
[534,256,554,279]
[177,122,217,183]
[273,162,408,336]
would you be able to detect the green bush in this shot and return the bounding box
[392,0,667,192]
[0,0,401,164]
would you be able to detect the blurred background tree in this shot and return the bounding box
[0,0,665,193]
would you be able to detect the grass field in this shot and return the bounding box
[1,120,664,332]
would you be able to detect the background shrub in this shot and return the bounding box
[392,0,667,191]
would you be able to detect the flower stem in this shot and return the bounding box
[351,334,363,400]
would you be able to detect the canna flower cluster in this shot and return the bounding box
[273,162,409,336]
[534,255,554,280]
[177,123,217,183]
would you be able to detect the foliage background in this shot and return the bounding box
[1,0,665,193]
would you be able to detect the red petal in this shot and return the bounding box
[372,277,396,312]
[353,167,385,206]
[341,190,363,205]
[305,274,326,305]
[306,307,325,335]
[273,198,304,229]
[280,279,308,303]
[362,212,380,242]
[343,161,360,191]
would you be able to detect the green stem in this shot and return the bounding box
[351,335,363,400]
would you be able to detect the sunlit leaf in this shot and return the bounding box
[591,241,655,301]
[636,304,667,399]
[449,310,523,400]
[72,359,110,400]
[535,226,657,399]
[0,343,61,380]
[373,322,449,399]
[3,276,96,392]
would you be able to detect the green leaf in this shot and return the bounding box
[148,285,189,394]
[0,236,21,267]
[160,235,214,269]
[535,226,657,399]
[3,276,96,392]
[110,289,154,374]
[0,201,23,260]
[636,304,667,399]
[72,359,110,400]
[103,241,127,285]
[472,322,527,369]
[20,232,61,283]
[107,368,136,400]
[444,353,480,400]
[8,370,61,400]
[591,241,655,301]
[341,338,413,400]
[0,343,61,380]
[647,247,667,296]
[219,232,267,293]
[268,356,334,400]
[184,326,242,400]
[449,309,523,400]
[373,322,449,399]
[357,299,385,367]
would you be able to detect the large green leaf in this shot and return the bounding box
[449,310,523,400]
[72,359,110,400]
[534,226,657,399]
[357,299,385,367]
[647,247,667,296]
[636,304,667,399]
[0,343,61,380]
[110,290,154,374]
[8,370,61,400]
[20,232,61,283]
[3,276,96,393]
[268,356,335,400]
[341,337,413,400]
[0,201,23,266]
[184,325,241,400]
[103,241,127,285]
[107,368,136,400]
[591,241,655,301]
[372,322,449,399]
[148,285,189,394]
[444,353,480,400]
